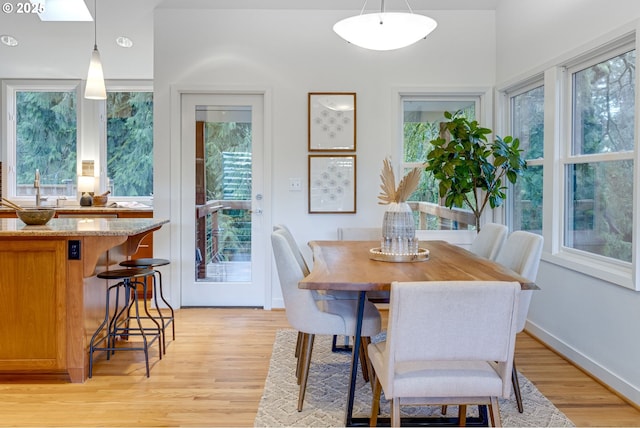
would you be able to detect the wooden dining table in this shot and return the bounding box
[299,240,538,427]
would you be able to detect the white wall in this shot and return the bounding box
[153,8,496,307]
[496,0,640,407]
[496,0,640,83]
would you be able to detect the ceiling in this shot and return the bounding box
[155,0,499,10]
[0,0,499,79]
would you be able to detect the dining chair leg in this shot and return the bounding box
[370,377,382,427]
[458,404,467,426]
[297,333,315,412]
[294,331,303,382]
[296,333,309,384]
[512,360,524,413]
[391,398,401,428]
[296,333,308,384]
[295,331,302,358]
[489,397,502,427]
[358,336,371,383]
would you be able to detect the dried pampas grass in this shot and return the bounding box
[378,158,422,204]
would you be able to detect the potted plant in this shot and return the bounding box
[424,110,526,231]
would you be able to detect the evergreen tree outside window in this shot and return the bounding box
[106,91,153,197]
[15,90,77,198]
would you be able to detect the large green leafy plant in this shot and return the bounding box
[424,111,526,231]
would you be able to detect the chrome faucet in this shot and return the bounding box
[34,169,41,207]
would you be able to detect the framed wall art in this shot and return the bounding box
[308,92,356,151]
[308,155,356,214]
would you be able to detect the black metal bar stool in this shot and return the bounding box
[119,258,175,354]
[88,268,162,378]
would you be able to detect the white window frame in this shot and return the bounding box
[556,38,638,289]
[498,30,640,291]
[2,79,154,204]
[1,79,82,202]
[394,87,494,222]
[501,77,545,233]
[98,80,154,201]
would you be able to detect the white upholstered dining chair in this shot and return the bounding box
[273,224,372,378]
[495,230,543,413]
[273,223,369,362]
[273,224,310,275]
[368,280,520,427]
[271,229,382,411]
[274,224,357,302]
[470,223,508,260]
[337,227,382,241]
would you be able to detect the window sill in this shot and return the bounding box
[543,250,637,291]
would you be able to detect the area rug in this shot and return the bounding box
[255,329,574,427]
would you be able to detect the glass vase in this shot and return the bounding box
[381,202,416,254]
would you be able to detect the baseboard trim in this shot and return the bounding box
[525,321,640,409]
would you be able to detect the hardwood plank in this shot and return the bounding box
[515,331,640,426]
[0,308,637,427]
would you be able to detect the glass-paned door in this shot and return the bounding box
[181,93,265,306]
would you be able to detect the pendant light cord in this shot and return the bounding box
[359,0,416,16]
[403,0,414,13]
[93,0,98,50]
[359,0,369,15]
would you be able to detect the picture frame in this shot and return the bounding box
[308,92,356,151]
[308,155,356,214]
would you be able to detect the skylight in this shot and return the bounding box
[36,0,93,22]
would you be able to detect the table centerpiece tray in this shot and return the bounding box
[369,247,430,263]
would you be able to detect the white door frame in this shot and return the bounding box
[169,85,273,309]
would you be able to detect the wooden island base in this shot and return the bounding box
[0,218,168,383]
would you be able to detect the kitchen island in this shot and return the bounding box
[0,217,169,383]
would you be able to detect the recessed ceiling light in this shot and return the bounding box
[0,35,18,47]
[116,36,134,48]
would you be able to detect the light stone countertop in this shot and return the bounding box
[0,217,168,237]
[0,206,153,214]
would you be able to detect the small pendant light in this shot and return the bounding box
[84,0,106,100]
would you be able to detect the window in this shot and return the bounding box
[508,84,544,234]
[106,91,153,197]
[2,80,153,203]
[5,83,79,199]
[401,96,481,229]
[499,34,638,288]
[564,47,635,263]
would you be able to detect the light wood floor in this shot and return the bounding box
[0,308,638,427]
